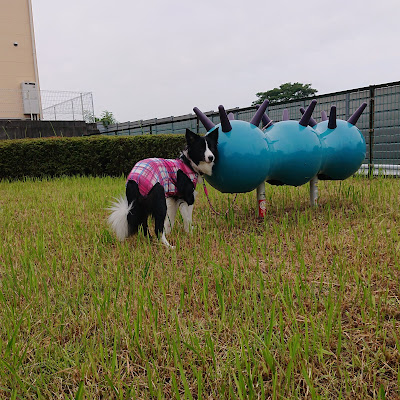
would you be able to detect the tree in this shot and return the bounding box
[96,110,117,127]
[252,82,318,105]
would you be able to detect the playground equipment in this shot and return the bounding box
[193,99,367,216]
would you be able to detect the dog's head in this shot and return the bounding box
[176,169,195,205]
[184,128,219,176]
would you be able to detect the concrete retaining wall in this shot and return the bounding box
[0,120,99,140]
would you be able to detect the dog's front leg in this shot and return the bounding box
[179,201,194,233]
[164,198,179,235]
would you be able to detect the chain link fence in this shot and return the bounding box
[42,91,95,122]
[0,89,95,122]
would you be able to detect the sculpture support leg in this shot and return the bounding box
[310,176,318,206]
[256,182,267,218]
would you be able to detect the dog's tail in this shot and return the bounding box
[107,195,132,241]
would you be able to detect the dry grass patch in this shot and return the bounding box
[0,175,399,399]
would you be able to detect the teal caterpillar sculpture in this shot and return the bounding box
[193,99,367,195]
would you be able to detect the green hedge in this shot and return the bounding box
[0,135,187,180]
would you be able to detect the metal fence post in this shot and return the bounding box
[369,86,375,177]
[80,93,84,120]
[90,93,95,123]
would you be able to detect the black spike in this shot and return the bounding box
[256,104,273,127]
[328,106,337,129]
[300,107,317,127]
[193,107,215,131]
[348,102,367,125]
[299,100,317,127]
[282,109,289,121]
[251,99,269,126]
[218,105,232,132]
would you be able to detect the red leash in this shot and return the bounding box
[202,179,238,217]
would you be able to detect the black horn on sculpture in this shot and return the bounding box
[193,107,215,131]
[299,100,317,127]
[218,105,232,133]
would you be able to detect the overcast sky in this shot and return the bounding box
[32,0,400,122]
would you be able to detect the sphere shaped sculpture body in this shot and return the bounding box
[205,120,270,193]
[314,120,366,180]
[265,121,322,186]
[195,100,367,194]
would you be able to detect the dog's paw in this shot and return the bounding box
[184,224,194,234]
[160,233,175,249]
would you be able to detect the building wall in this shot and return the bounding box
[0,0,40,119]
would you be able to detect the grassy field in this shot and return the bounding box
[0,175,399,399]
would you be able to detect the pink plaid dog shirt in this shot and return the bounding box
[127,158,198,197]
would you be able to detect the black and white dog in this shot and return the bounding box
[108,128,219,247]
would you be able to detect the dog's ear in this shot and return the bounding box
[206,127,219,144]
[185,129,199,146]
[176,169,195,205]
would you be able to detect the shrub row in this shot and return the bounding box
[0,135,187,180]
